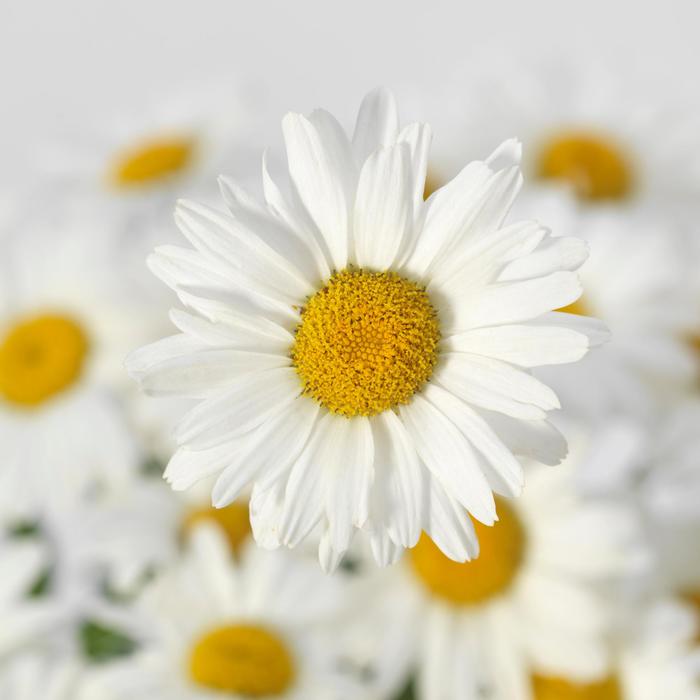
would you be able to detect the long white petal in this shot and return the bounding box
[399,395,496,525]
[352,87,399,165]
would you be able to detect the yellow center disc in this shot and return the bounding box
[291,268,440,417]
[0,314,89,407]
[183,502,251,556]
[410,497,526,605]
[532,674,623,700]
[189,624,295,696]
[110,137,194,187]
[537,132,632,201]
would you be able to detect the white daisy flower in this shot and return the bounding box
[537,209,697,422]
[417,50,700,204]
[369,424,649,700]
[82,525,378,699]
[127,88,606,570]
[0,208,143,512]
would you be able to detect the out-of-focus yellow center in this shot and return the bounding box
[537,132,633,201]
[291,269,440,417]
[110,137,194,187]
[0,314,89,407]
[189,624,295,696]
[409,497,525,605]
[532,674,623,700]
[557,297,591,317]
[183,502,251,555]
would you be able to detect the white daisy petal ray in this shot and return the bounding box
[424,474,480,562]
[174,367,300,449]
[175,199,313,305]
[282,113,350,270]
[128,335,290,399]
[368,528,404,568]
[441,271,582,334]
[499,235,589,282]
[442,324,590,367]
[261,150,333,281]
[435,353,560,420]
[164,440,238,491]
[352,87,399,165]
[370,410,423,549]
[211,398,320,508]
[397,122,433,222]
[353,142,413,270]
[399,395,496,526]
[278,413,334,548]
[322,416,374,564]
[169,308,293,352]
[423,383,524,498]
[218,175,326,287]
[539,311,611,347]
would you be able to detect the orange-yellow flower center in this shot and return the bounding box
[537,132,633,201]
[110,136,194,187]
[183,502,251,555]
[409,497,526,605]
[0,314,89,407]
[189,624,295,696]
[291,268,440,417]
[532,674,622,700]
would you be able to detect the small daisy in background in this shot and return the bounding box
[127,87,607,571]
[81,524,384,699]
[414,50,700,206]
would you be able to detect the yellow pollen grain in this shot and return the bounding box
[183,502,251,556]
[537,132,633,201]
[409,497,525,605]
[291,268,440,418]
[189,624,295,696]
[532,674,623,700]
[0,314,89,407]
[110,136,194,187]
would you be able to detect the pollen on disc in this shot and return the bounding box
[291,268,441,417]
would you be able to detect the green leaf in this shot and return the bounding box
[8,520,41,538]
[393,677,417,700]
[79,620,137,663]
[27,567,52,597]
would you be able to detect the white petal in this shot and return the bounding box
[399,395,496,525]
[219,176,326,287]
[282,113,350,270]
[423,383,523,497]
[541,311,611,347]
[323,416,374,555]
[174,367,300,449]
[443,272,582,333]
[424,485,478,561]
[370,410,423,547]
[397,122,433,221]
[353,143,413,270]
[499,235,589,281]
[443,324,590,367]
[476,409,568,466]
[369,528,404,567]
[352,87,399,164]
[164,441,238,491]
[211,398,319,507]
[435,353,560,420]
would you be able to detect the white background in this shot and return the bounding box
[2,0,699,183]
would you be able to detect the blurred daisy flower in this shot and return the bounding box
[128,88,607,570]
[419,51,700,205]
[82,525,379,699]
[374,424,649,699]
[0,653,88,700]
[0,208,144,512]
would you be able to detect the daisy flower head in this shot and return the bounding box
[0,653,88,700]
[373,422,650,700]
[82,524,376,699]
[0,206,143,514]
[127,88,606,571]
[418,50,700,205]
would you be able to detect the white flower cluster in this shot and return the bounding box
[1,57,699,700]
